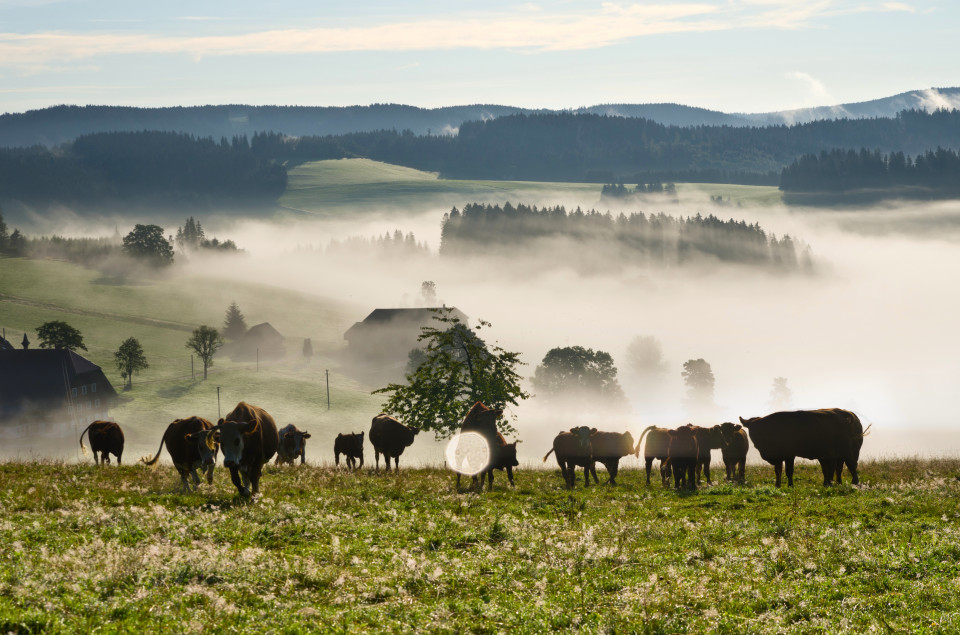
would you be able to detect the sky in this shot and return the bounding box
[0,1,957,116]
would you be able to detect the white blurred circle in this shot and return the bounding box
[445,432,491,476]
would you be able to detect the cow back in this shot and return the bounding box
[370,414,417,454]
[590,431,634,459]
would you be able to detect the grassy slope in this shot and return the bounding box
[0,460,957,633]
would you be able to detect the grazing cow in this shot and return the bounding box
[739,408,868,487]
[140,416,219,490]
[543,426,596,488]
[275,424,311,465]
[635,425,672,486]
[79,420,124,465]
[667,426,699,490]
[455,401,504,489]
[714,421,749,483]
[588,430,635,485]
[369,414,419,472]
[334,432,365,470]
[681,424,725,485]
[477,431,519,490]
[212,402,280,497]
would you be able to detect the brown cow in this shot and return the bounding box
[79,420,124,465]
[212,402,280,497]
[544,426,596,488]
[275,424,311,465]
[140,416,219,490]
[667,426,699,490]
[680,424,724,485]
[714,421,749,483]
[334,432,364,469]
[589,430,635,485]
[635,425,672,486]
[739,408,868,487]
[456,401,504,489]
[477,431,519,491]
[369,414,419,472]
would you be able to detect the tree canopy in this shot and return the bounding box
[114,337,149,390]
[123,224,174,267]
[374,308,529,439]
[36,321,87,352]
[531,346,626,407]
[681,358,715,411]
[186,325,223,380]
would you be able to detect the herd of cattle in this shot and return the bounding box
[75,402,870,496]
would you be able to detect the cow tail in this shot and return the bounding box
[542,448,555,463]
[78,422,94,456]
[861,423,873,437]
[140,435,167,468]
[635,425,658,457]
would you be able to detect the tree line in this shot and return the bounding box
[439,203,809,270]
[779,146,960,193]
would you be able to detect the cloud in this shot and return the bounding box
[787,71,833,102]
[0,1,923,67]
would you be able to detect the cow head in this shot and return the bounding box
[500,441,519,468]
[213,417,260,468]
[184,429,220,466]
[569,426,593,450]
[620,431,636,455]
[718,421,742,445]
[281,428,311,458]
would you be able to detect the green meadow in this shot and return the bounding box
[0,460,958,633]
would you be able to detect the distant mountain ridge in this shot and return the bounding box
[0,87,957,148]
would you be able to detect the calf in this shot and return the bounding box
[79,420,124,465]
[589,430,635,485]
[715,421,749,483]
[141,416,219,490]
[213,401,280,497]
[635,425,672,486]
[369,414,419,472]
[276,424,311,465]
[455,401,504,489]
[477,432,519,490]
[667,426,699,490]
[334,432,364,469]
[543,426,596,488]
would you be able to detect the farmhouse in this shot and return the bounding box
[225,322,286,362]
[0,348,118,439]
[344,307,469,363]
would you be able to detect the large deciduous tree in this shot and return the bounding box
[114,337,149,390]
[185,325,223,380]
[681,358,716,413]
[531,345,626,407]
[375,308,529,439]
[36,321,87,352]
[122,224,174,267]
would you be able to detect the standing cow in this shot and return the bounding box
[714,421,749,483]
[212,402,279,497]
[681,424,724,485]
[543,426,596,488]
[667,426,699,490]
[334,432,365,470]
[477,431,519,490]
[635,425,672,486]
[140,416,219,490]
[739,408,867,487]
[589,430,635,485]
[369,414,419,472]
[275,424,311,465]
[79,420,124,465]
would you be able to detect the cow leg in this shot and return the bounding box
[229,466,250,497]
[456,473,462,489]
[688,463,697,490]
[189,467,202,487]
[557,460,570,487]
[785,457,796,487]
[644,457,653,485]
[358,454,364,469]
[694,460,702,485]
[774,461,783,488]
[335,451,341,467]
[249,464,263,495]
[661,459,672,487]
[589,462,599,485]
[820,460,834,486]
[847,459,859,485]
[506,465,515,487]
[582,464,591,487]
[704,461,711,485]
[724,459,733,482]
[673,462,683,490]
[300,449,306,465]
[375,451,381,472]
[204,464,215,485]
[737,460,745,484]
[605,460,619,485]
[485,470,494,491]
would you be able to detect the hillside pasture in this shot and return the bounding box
[0,460,957,633]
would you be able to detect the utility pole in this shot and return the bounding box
[326,369,330,410]
[191,355,195,381]
[217,386,221,420]
[256,348,259,372]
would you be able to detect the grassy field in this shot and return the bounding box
[0,459,958,633]
[279,158,782,216]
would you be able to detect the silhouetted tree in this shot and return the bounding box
[114,337,148,390]
[302,338,313,361]
[222,302,247,340]
[36,321,87,352]
[420,281,438,306]
[185,325,223,380]
[626,335,669,377]
[123,224,174,267]
[531,346,626,407]
[681,358,715,409]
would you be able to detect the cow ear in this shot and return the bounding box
[185,433,195,441]
[240,420,259,434]
[337,433,343,438]
[735,424,742,431]
[738,416,748,424]
[217,418,225,426]
[591,428,598,433]
[360,432,365,439]
[303,432,311,439]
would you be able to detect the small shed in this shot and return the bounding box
[228,322,286,361]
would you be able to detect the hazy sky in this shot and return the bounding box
[0,1,956,114]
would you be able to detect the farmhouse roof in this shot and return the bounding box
[243,322,284,341]
[344,307,468,339]
[0,348,118,417]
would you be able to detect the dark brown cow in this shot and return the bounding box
[140,416,219,490]
[739,408,867,487]
[681,424,724,485]
[334,432,364,469]
[212,402,280,497]
[714,421,749,483]
[589,430,635,485]
[477,431,519,490]
[543,426,596,488]
[275,424,311,465]
[369,414,419,472]
[635,425,672,486]
[79,420,124,465]
[455,401,504,489]
[667,426,699,490]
